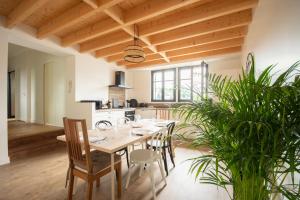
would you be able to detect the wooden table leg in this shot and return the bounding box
[111,153,115,200]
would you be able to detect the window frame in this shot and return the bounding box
[178,63,208,102]
[151,68,176,102]
[178,66,193,102]
[150,62,208,103]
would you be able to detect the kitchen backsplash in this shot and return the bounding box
[108,87,125,107]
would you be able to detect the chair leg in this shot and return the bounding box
[73,177,78,195]
[158,159,167,185]
[125,147,130,168]
[68,170,74,200]
[162,148,169,176]
[168,145,175,167]
[65,167,70,188]
[149,163,156,200]
[116,164,122,198]
[96,178,100,187]
[86,181,93,200]
[125,164,133,189]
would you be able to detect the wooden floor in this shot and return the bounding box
[0,146,229,200]
[7,120,65,160]
[8,120,64,141]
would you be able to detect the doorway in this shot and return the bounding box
[7,71,15,119]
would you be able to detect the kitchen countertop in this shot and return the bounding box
[94,107,171,112]
[94,108,135,112]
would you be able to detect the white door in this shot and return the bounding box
[44,62,66,126]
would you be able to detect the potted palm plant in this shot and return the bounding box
[174,55,300,200]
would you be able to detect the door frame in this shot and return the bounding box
[7,70,15,119]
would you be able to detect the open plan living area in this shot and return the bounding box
[0,0,299,200]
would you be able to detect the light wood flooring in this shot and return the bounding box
[8,120,64,141]
[8,120,65,160]
[0,145,229,200]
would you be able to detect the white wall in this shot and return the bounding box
[0,30,9,165]
[127,55,242,103]
[44,61,66,126]
[126,70,152,102]
[74,54,125,102]
[242,0,300,73]
[65,56,93,129]
[8,48,67,124]
[0,17,124,164]
[208,55,242,80]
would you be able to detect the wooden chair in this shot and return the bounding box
[126,129,168,200]
[63,117,122,200]
[147,122,176,176]
[95,120,130,168]
[156,108,171,120]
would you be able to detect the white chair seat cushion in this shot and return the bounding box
[130,149,160,163]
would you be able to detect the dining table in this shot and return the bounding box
[57,118,175,200]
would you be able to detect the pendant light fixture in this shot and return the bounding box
[123,24,145,63]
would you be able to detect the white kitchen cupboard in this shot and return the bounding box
[92,110,125,128]
[135,108,156,119]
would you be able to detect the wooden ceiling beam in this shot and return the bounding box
[166,37,244,57]
[104,5,124,24]
[169,46,241,62]
[106,50,155,62]
[86,10,251,54]
[5,0,50,28]
[89,6,170,63]
[139,0,258,36]
[157,26,248,52]
[124,0,203,24]
[116,54,162,65]
[80,30,131,52]
[83,10,251,55]
[94,26,247,58]
[126,46,241,68]
[62,18,119,47]
[123,25,170,63]
[91,6,164,58]
[150,10,252,45]
[37,0,122,38]
[61,0,203,46]
[125,59,167,68]
[83,0,99,9]
[122,38,243,64]
[94,41,147,58]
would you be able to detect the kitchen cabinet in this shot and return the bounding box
[92,110,125,128]
[135,108,156,119]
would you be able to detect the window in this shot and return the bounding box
[151,62,208,102]
[151,69,176,102]
[178,63,208,102]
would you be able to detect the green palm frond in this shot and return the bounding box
[174,54,300,200]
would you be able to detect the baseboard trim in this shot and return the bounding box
[0,156,10,166]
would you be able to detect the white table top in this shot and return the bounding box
[57,119,175,154]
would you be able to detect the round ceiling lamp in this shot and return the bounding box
[124,24,145,63]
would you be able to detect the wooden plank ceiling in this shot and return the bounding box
[0,0,258,68]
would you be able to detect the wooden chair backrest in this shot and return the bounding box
[63,117,92,172]
[156,108,170,120]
